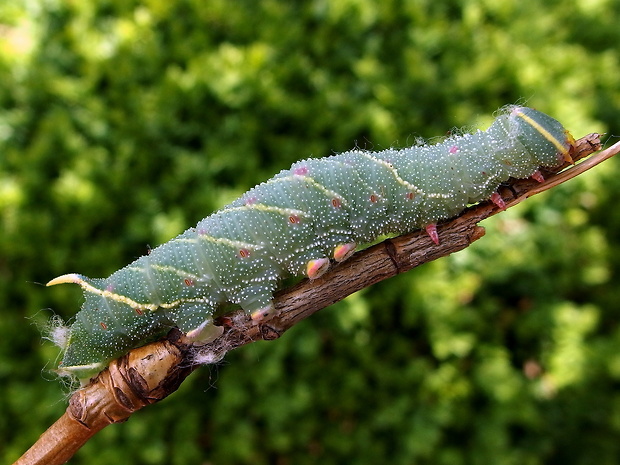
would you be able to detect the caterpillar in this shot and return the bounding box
[47,105,574,382]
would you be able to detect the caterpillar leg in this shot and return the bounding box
[186,320,224,343]
[306,257,330,279]
[425,223,439,245]
[174,303,223,343]
[250,254,342,324]
[251,256,333,324]
[251,305,276,323]
[490,192,506,210]
[531,170,545,183]
[333,242,357,262]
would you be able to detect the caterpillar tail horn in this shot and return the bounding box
[47,273,86,287]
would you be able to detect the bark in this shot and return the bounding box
[15,133,614,465]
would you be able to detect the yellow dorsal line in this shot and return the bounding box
[514,109,571,158]
[146,264,201,281]
[177,235,263,250]
[224,202,307,217]
[358,150,452,199]
[357,151,424,195]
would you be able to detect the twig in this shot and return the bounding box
[15,133,616,465]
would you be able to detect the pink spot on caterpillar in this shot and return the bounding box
[134,308,144,315]
[425,223,440,245]
[449,145,459,154]
[288,214,300,224]
[306,258,330,279]
[244,196,258,205]
[184,278,195,286]
[370,194,379,203]
[331,198,342,208]
[405,191,416,200]
[294,166,309,176]
[100,322,108,330]
[531,170,545,183]
[490,192,506,210]
[333,242,357,262]
[238,248,250,258]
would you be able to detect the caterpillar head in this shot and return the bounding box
[510,106,575,166]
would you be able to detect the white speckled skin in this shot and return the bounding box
[48,106,573,380]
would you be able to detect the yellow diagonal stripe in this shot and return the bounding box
[514,109,570,157]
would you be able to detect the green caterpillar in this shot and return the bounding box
[48,105,574,382]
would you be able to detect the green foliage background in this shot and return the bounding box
[2,0,620,463]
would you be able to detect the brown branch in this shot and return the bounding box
[15,133,616,465]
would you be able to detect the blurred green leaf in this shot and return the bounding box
[2,1,620,464]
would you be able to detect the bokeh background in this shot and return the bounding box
[2,1,620,464]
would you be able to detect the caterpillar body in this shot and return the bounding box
[48,106,574,381]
